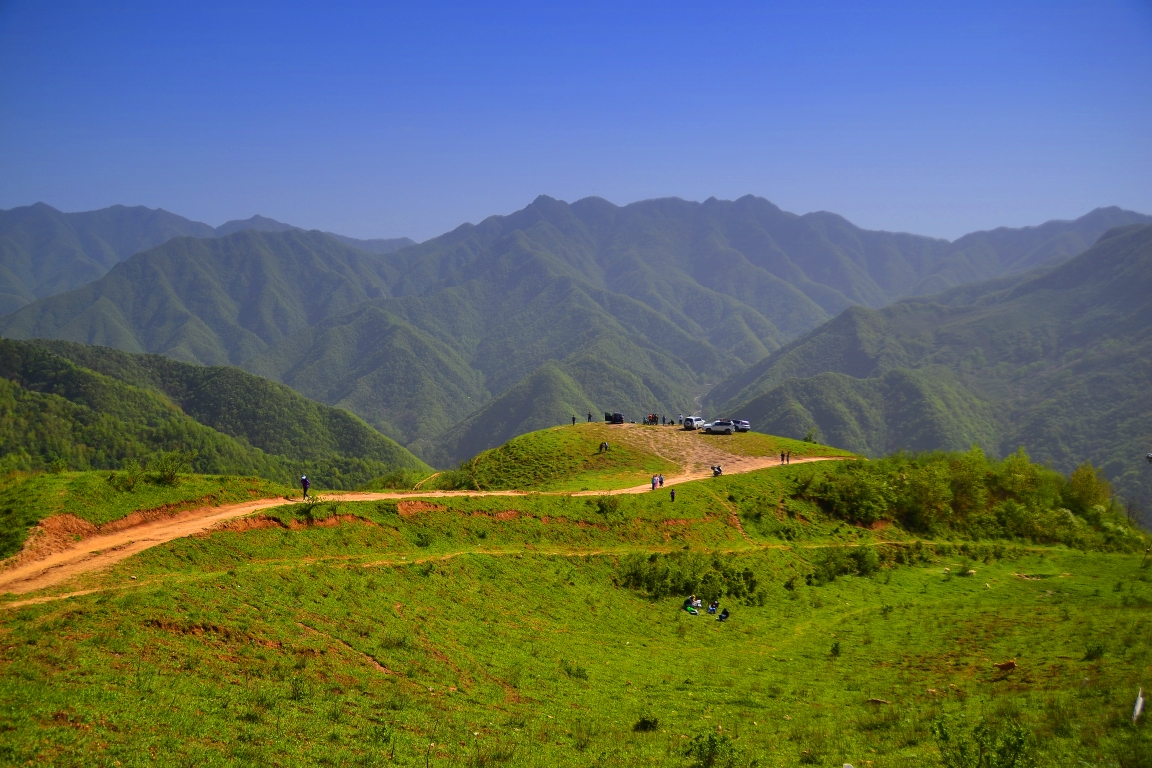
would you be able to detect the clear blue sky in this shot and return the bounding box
[1,0,1150,241]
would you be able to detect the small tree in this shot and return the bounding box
[151,449,197,485]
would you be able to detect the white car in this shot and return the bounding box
[683,416,705,430]
[704,419,736,435]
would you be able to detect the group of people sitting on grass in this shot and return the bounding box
[682,594,730,621]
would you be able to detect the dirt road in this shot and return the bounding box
[0,434,840,597]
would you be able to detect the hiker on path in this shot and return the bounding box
[786,451,791,464]
[651,475,658,491]
[780,451,786,464]
[658,474,664,488]
[301,475,310,499]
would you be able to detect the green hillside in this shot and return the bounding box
[28,339,429,474]
[1,453,1146,765]
[5,198,1147,465]
[0,338,428,491]
[710,224,1152,511]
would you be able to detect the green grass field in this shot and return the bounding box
[0,458,1149,767]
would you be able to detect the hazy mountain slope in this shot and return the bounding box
[911,206,1152,295]
[29,339,429,474]
[0,204,416,316]
[712,224,1152,506]
[0,230,399,365]
[216,215,417,253]
[326,234,417,253]
[413,361,601,467]
[0,203,214,314]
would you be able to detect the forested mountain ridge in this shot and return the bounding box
[0,338,428,488]
[2,196,1149,466]
[0,203,415,315]
[709,223,1152,508]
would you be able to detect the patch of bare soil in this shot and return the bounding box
[397,500,446,517]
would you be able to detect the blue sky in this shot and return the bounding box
[1,0,1150,241]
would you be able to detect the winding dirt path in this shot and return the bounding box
[0,433,842,597]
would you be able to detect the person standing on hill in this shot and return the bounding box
[588,412,593,422]
[301,475,310,500]
[780,451,785,464]
[670,488,676,502]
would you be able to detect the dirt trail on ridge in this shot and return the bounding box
[0,429,842,597]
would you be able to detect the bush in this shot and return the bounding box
[632,716,659,732]
[617,552,761,604]
[151,449,197,485]
[684,730,740,768]
[931,717,1037,768]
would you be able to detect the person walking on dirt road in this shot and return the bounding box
[301,475,310,499]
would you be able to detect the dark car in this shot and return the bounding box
[611,412,625,424]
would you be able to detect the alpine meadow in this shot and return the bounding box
[3,3,1152,766]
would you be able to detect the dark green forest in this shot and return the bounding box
[0,339,428,489]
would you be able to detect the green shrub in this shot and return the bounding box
[684,730,740,768]
[930,717,1037,768]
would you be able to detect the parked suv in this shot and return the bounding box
[683,416,705,430]
[735,420,751,432]
[704,419,736,435]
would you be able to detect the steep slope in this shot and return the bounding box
[0,203,214,314]
[712,224,1152,506]
[0,339,428,488]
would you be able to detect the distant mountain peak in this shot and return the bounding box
[214,214,297,237]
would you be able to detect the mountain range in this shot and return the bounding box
[707,223,1152,507]
[0,202,414,315]
[1,195,1149,483]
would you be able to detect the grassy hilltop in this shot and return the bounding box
[0,424,1148,766]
